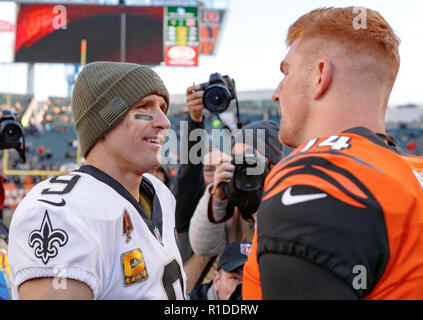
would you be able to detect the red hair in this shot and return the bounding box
[287,7,400,81]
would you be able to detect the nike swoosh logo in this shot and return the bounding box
[37,198,66,207]
[281,187,327,206]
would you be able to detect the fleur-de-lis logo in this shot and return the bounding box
[28,211,68,264]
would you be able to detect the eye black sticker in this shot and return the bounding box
[134,114,154,121]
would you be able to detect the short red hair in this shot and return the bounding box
[287,7,400,81]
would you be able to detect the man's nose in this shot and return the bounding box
[272,81,282,103]
[154,108,171,130]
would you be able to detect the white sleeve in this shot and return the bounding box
[8,201,103,299]
[189,184,228,256]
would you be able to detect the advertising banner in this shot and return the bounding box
[164,6,199,66]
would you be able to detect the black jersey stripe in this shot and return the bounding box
[75,165,163,241]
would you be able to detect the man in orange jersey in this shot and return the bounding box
[243,7,423,299]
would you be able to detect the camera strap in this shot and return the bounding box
[207,194,235,224]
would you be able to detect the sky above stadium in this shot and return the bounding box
[0,0,422,106]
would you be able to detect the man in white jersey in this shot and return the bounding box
[8,62,186,300]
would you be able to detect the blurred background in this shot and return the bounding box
[0,0,422,225]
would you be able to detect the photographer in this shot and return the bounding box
[173,83,228,293]
[0,110,26,165]
[0,109,25,301]
[189,120,282,257]
[174,83,208,263]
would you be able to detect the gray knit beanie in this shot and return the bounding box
[71,61,169,157]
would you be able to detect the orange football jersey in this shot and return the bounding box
[243,127,423,299]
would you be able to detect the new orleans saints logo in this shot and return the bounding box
[28,211,68,264]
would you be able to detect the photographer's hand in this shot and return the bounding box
[186,84,205,122]
[212,161,234,200]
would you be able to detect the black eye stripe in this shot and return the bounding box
[134,114,154,121]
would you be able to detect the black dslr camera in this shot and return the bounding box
[217,148,270,222]
[0,110,26,162]
[230,148,269,192]
[198,72,237,114]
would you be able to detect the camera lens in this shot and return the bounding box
[234,163,264,192]
[3,123,22,143]
[203,84,231,114]
[211,91,223,105]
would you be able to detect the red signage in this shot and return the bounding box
[15,4,163,64]
[204,10,219,23]
[165,46,198,66]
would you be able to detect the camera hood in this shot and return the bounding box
[0,111,26,162]
[200,72,237,114]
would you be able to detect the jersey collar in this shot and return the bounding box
[343,127,407,156]
[75,165,163,243]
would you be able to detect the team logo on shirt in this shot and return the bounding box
[122,209,134,243]
[121,248,148,287]
[28,211,68,264]
[264,156,381,210]
[154,226,163,246]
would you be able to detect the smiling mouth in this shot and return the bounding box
[144,137,162,145]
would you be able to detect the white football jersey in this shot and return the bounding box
[8,165,186,300]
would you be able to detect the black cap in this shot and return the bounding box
[217,242,252,273]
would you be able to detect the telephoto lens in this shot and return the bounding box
[198,72,237,114]
[0,109,26,162]
[2,123,22,143]
[202,83,233,114]
[232,151,268,192]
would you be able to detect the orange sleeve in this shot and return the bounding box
[242,230,262,300]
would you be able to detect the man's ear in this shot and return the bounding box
[314,59,332,100]
[213,270,221,292]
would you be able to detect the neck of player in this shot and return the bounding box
[84,149,142,201]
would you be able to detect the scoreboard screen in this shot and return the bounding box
[15,4,164,64]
